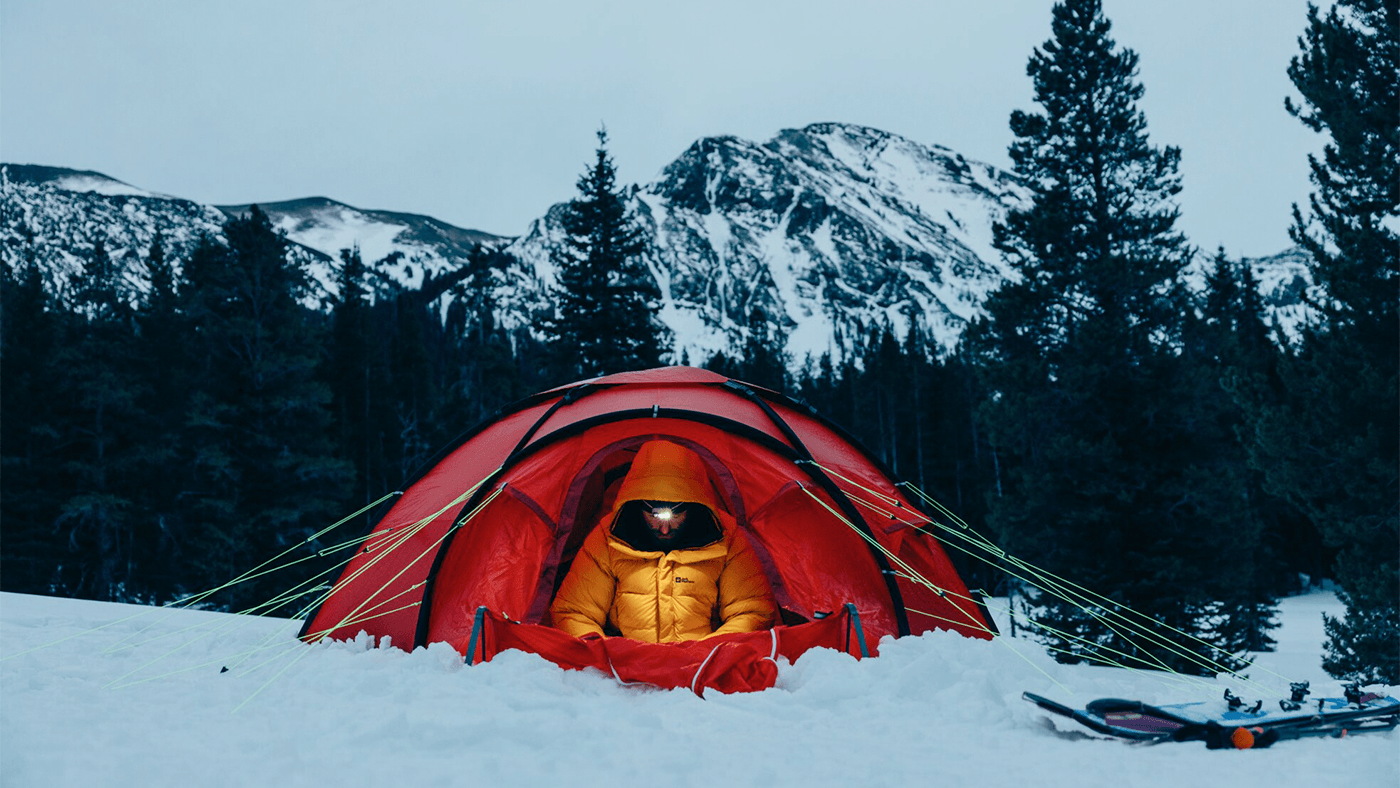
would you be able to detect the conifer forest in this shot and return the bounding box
[3,0,1395,682]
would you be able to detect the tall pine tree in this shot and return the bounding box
[130,232,192,600]
[544,128,667,380]
[0,225,65,594]
[51,238,151,600]
[1243,0,1398,683]
[969,0,1269,673]
[180,209,351,610]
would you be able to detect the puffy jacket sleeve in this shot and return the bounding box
[549,526,615,638]
[711,530,777,636]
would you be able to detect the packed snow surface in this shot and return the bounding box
[2,590,1395,787]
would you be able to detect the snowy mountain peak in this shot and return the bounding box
[504,123,1030,368]
[3,163,168,200]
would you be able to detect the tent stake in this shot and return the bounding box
[465,606,488,666]
[845,603,869,658]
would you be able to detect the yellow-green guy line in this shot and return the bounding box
[832,473,1278,694]
[796,486,995,636]
[888,478,1283,689]
[101,567,347,690]
[902,512,1274,693]
[0,492,402,664]
[974,599,1215,695]
[106,486,425,685]
[102,550,336,655]
[880,523,1210,694]
[309,482,501,646]
[905,478,1254,671]
[238,597,425,680]
[293,470,497,645]
[103,548,358,659]
[229,597,428,714]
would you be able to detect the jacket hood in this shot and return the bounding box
[613,440,723,513]
[605,440,727,553]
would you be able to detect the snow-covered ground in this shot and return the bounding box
[1,590,1395,787]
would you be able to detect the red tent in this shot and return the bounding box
[300,367,995,693]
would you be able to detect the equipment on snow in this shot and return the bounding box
[1024,686,1399,748]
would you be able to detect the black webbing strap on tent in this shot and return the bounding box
[505,383,598,459]
[722,380,912,637]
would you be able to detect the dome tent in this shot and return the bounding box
[300,367,996,693]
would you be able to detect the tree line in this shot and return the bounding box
[2,0,1393,682]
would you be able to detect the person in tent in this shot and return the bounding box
[550,440,778,643]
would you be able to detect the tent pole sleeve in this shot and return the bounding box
[845,603,869,658]
[465,606,488,666]
[506,384,597,459]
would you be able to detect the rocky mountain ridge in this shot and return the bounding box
[1,123,1315,367]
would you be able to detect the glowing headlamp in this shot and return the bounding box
[644,502,680,521]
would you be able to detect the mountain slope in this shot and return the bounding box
[504,123,1030,365]
[2,126,1316,362]
[0,165,505,305]
[218,197,506,293]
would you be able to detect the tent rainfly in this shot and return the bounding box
[300,367,996,694]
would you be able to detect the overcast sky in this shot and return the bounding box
[2,0,1323,256]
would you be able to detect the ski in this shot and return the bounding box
[1024,685,1400,748]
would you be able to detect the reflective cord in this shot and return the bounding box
[691,644,725,696]
[796,487,994,636]
[306,485,505,644]
[818,465,1285,695]
[6,491,405,666]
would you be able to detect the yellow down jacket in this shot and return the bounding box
[550,441,777,643]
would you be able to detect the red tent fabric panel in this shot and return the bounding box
[890,530,995,639]
[524,384,790,449]
[588,367,729,386]
[424,488,557,647]
[745,481,899,640]
[773,406,888,480]
[304,403,550,644]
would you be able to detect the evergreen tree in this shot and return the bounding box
[324,249,372,520]
[1187,251,1291,652]
[388,290,438,479]
[0,226,65,593]
[1243,0,1398,683]
[130,232,193,601]
[738,305,788,391]
[449,244,527,423]
[969,0,1267,672]
[180,209,351,610]
[544,128,667,380]
[858,326,907,473]
[50,238,151,600]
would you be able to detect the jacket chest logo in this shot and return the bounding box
[674,577,695,584]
